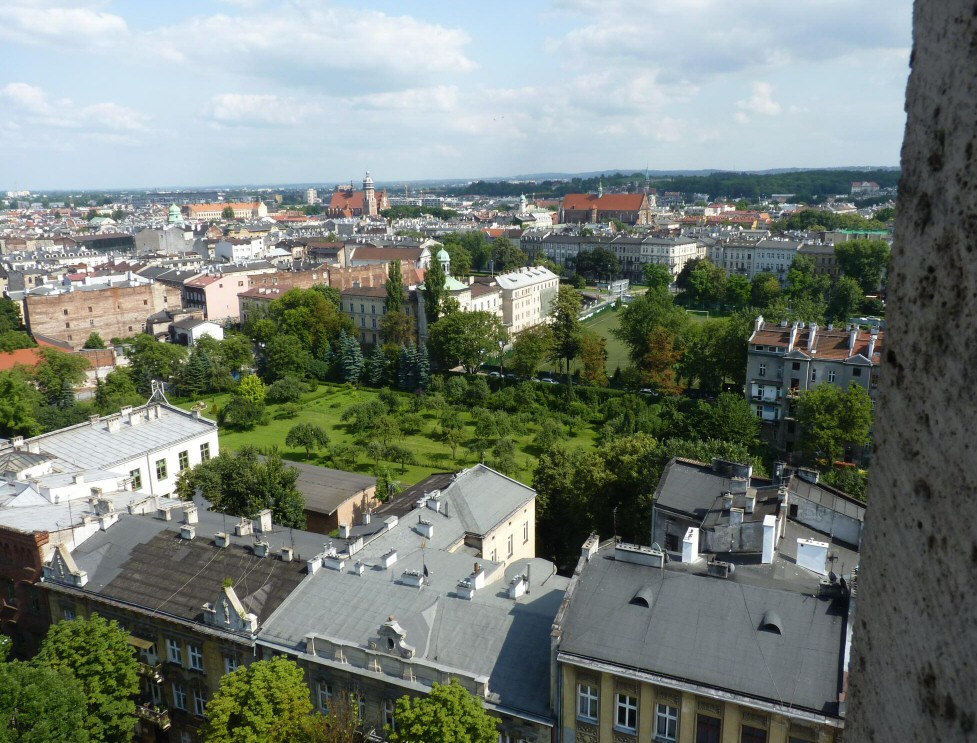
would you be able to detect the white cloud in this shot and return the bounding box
[735,82,782,123]
[0,82,149,139]
[208,94,321,126]
[0,82,55,115]
[0,4,127,48]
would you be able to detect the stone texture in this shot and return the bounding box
[845,2,977,740]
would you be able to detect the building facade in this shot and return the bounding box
[746,317,883,457]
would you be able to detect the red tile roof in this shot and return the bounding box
[562,193,647,211]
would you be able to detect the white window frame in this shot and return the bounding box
[383,698,396,731]
[577,683,599,723]
[615,692,638,733]
[827,370,836,383]
[172,682,187,710]
[224,655,238,675]
[758,363,766,377]
[655,703,679,741]
[507,534,513,557]
[317,681,332,714]
[193,688,207,717]
[188,643,203,671]
[166,638,182,665]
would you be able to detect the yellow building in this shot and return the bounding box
[552,533,850,743]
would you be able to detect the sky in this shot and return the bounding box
[0,0,914,190]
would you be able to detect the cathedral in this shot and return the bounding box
[326,171,388,218]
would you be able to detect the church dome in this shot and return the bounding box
[436,247,451,263]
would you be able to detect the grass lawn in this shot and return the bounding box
[178,383,600,489]
[581,308,630,373]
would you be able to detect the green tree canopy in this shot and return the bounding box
[0,661,89,743]
[82,332,106,350]
[642,262,672,291]
[421,258,447,326]
[508,325,552,379]
[221,205,236,219]
[285,422,330,459]
[428,311,507,375]
[387,680,498,743]
[177,446,306,527]
[796,382,874,465]
[490,238,527,272]
[31,348,90,403]
[203,657,313,743]
[125,334,187,393]
[573,247,620,280]
[35,614,139,743]
[386,260,406,314]
[835,238,891,293]
[549,286,583,381]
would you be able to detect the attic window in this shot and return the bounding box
[630,586,654,609]
[758,611,784,635]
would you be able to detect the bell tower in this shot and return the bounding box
[363,171,377,217]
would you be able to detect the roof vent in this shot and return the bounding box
[615,543,665,568]
[630,586,655,608]
[758,610,784,635]
[707,560,735,579]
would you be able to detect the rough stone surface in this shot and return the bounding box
[845,3,977,740]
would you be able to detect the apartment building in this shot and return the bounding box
[185,202,268,221]
[746,317,883,456]
[493,265,560,335]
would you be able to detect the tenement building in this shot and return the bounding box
[746,317,883,457]
[552,457,860,743]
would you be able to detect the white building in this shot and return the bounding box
[214,237,265,263]
[493,265,560,335]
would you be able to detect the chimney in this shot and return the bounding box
[755,314,765,332]
[868,332,878,358]
[796,538,829,576]
[761,515,777,564]
[849,328,858,350]
[11,436,23,449]
[729,507,744,526]
[787,321,799,352]
[180,524,195,540]
[581,533,599,560]
[339,523,350,539]
[745,492,757,514]
[722,492,734,511]
[807,323,818,352]
[682,527,700,563]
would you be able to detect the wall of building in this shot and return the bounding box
[480,500,536,567]
[845,4,977,740]
[24,282,167,349]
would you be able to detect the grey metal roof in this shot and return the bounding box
[558,542,847,715]
[10,403,217,471]
[440,464,535,537]
[284,460,376,516]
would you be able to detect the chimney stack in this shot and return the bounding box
[849,327,858,350]
[868,332,878,358]
[807,323,818,352]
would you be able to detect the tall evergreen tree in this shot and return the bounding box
[338,331,364,384]
[367,344,387,386]
[417,343,431,389]
[422,257,446,325]
[56,377,77,409]
[386,260,405,313]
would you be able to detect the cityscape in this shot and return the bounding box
[2,1,958,743]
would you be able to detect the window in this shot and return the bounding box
[155,459,168,481]
[178,450,190,472]
[354,690,365,720]
[193,688,208,716]
[150,682,164,705]
[63,606,76,620]
[317,681,332,713]
[696,715,721,743]
[383,698,396,731]
[852,367,862,377]
[792,362,800,371]
[166,638,182,664]
[224,655,238,674]
[89,319,94,327]
[200,442,212,462]
[490,549,497,562]
[63,309,68,315]
[577,684,598,722]
[827,370,836,383]
[360,304,365,313]
[507,534,513,558]
[172,683,187,710]
[741,726,767,743]
[656,704,679,741]
[65,321,70,329]
[758,363,766,377]
[615,693,638,733]
[754,344,763,351]
[371,305,376,314]
[188,643,203,671]
[810,369,817,382]
[523,521,529,543]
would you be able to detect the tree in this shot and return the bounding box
[82,332,106,350]
[285,423,330,459]
[750,272,782,308]
[422,257,447,325]
[32,348,90,403]
[835,238,891,293]
[442,238,472,277]
[549,286,583,381]
[125,333,187,393]
[387,680,498,743]
[642,263,672,291]
[237,374,267,404]
[386,260,405,314]
[428,311,507,375]
[724,274,752,309]
[692,393,761,451]
[796,383,874,465]
[337,331,364,384]
[639,326,684,394]
[93,369,142,415]
[0,661,89,742]
[826,276,864,324]
[178,446,306,527]
[682,258,727,308]
[443,426,465,461]
[508,325,552,379]
[614,287,689,364]
[579,330,608,387]
[490,237,527,272]
[203,657,313,743]
[366,344,388,386]
[573,247,620,280]
[381,311,415,347]
[35,614,139,743]
[221,205,236,219]
[386,443,419,474]
[266,376,305,404]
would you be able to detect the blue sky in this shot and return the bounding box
[0,0,913,190]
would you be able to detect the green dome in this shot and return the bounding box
[436,247,451,262]
[168,204,183,224]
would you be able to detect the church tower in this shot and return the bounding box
[363,171,377,217]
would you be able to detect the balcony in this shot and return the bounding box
[135,704,171,731]
[137,661,163,683]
